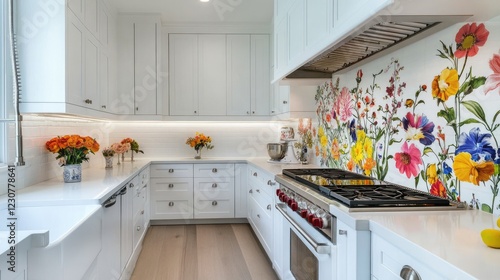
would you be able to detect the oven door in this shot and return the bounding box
[275,203,336,280]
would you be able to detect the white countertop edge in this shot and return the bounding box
[0,230,49,256]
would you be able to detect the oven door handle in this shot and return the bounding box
[275,203,331,255]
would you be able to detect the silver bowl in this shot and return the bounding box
[267,143,288,161]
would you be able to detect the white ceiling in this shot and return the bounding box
[109,0,274,24]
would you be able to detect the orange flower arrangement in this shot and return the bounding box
[45,135,100,165]
[185,132,214,151]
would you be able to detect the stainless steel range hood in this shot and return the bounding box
[286,0,500,79]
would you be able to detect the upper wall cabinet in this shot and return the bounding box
[170,33,270,117]
[116,15,161,116]
[169,34,227,116]
[17,0,115,116]
[227,35,270,116]
[273,0,388,81]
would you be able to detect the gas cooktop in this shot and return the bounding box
[282,168,452,208]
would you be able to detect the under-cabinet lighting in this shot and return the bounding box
[200,0,210,2]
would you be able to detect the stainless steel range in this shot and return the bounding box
[273,168,465,280]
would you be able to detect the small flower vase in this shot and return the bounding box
[117,153,121,165]
[105,156,113,169]
[194,148,202,159]
[63,164,82,183]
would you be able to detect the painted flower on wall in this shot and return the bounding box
[485,50,500,94]
[453,152,495,185]
[430,180,447,198]
[431,68,459,102]
[402,112,436,145]
[454,22,489,58]
[455,128,496,161]
[394,142,423,178]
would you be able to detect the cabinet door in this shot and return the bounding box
[198,35,227,115]
[99,50,109,111]
[98,2,109,46]
[226,35,251,116]
[274,17,288,76]
[85,35,100,110]
[84,0,98,36]
[134,22,158,115]
[306,0,329,47]
[121,179,137,273]
[251,35,270,116]
[169,34,199,116]
[288,0,305,64]
[66,15,85,106]
[67,0,84,21]
[279,85,290,113]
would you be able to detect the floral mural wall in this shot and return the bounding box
[311,20,500,214]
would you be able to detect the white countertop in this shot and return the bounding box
[2,157,499,279]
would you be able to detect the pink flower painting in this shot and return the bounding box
[394,142,423,178]
[485,51,500,94]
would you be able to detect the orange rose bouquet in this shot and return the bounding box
[186,132,214,152]
[45,135,100,165]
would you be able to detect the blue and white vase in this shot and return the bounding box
[63,164,82,183]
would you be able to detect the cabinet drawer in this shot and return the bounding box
[248,181,273,212]
[133,211,146,249]
[139,167,150,187]
[194,163,234,178]
[151,199,193,220]
[194,178,235,200]
[132,185,147,216]
[248,195,272,255]
[151,178,193,197]
[150,164,193,178]
[248,165,278,197]
[194,198,234,219]
[371,234,447,280]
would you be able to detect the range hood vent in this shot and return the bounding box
[287,20,441,78]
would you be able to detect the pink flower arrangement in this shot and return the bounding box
[111,142,130,154]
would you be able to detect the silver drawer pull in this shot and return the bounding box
[168,183,174,188]
[129,183,134,188]
[137,226,141,231]
[257,214,260,218]
[339,230,347,235]
[169,202,174,207]
[168,169,174,173]
[267,180,276,186]
[212,183,218,188]
[212,201,218,206]
[267,204,271,210]
[253,172,257,177]
[141,210,144,215]
[212,168,218,173]
[249,189,253,194]
[256,189,260,193]
[400,265,422,280]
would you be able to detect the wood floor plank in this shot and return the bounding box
[232,224,278,280]
[131,224,277,280]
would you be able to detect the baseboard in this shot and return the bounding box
[150,218,249,225]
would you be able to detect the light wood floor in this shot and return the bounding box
[131,224,278,280]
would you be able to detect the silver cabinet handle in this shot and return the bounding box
[276,203,331,254]
[253,172,257,177]
[136,107,139,111]
[168,169,174,173]
[257,214,260,218]
[283,100,288,104]
[212,183,218,188]
[84,99,92,104]
[400,265,422,280]
[267,204,271,210]
[194,110,197,114]
[212,201,218,206]
[141,210,144,215]
[168,183,174,188]
[129,183,134,188]
[212,168,217,173]
[249,189,253,194]
[101,105,106,109]
[256,189,260,193]
[169,202,174,207]
[252,111,255,114]
[137,226,141,231]
[339,229,347,235]
[267,180,276,186]
[246,111,250,115]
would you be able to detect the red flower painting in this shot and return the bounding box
[454,22,489,58]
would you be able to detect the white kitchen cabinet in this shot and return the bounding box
[116,15,161,115]
[17,0,115,115]
[234,164,248,218]
[371,233,455,279]
[199,35,227,115]
[169,34,199,116]
[273,16,288,78]
[287,0,305,65]
[121,177,138,274]
[194,164,235,218]
[271,83,290,115]
[247,165,277,259]
[227,35,270,116]
[169,34,227,116]
[272,193,284,279]
[99,50,110,111]
[306,0,329,47]
[150,164,194,220]
[98,2,109,46]
[337,220,371,280]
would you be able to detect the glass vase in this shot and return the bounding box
[63,164,82,183]
[195,148,202,159]
[105,156,113,169]
[117,153,121,165]
[131,152,134,162]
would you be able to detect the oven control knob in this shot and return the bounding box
[280,194,288,202]
[307,213,315,223]
[290,201,298,211]
[300,209,308,218]
[276,189,282,197]
[312,217,323,228]
[287,198,294,207]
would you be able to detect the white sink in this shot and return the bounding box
[0,205,102,280]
